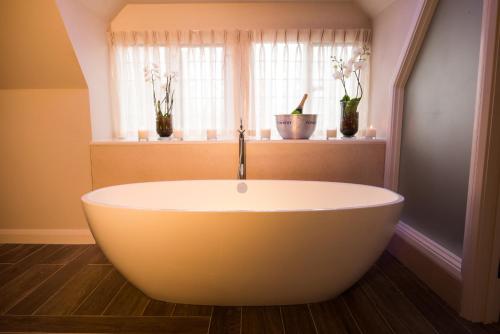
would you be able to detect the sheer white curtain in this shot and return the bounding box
[109,29,370,139]
[248,29,371,138]
[109,30,242,139]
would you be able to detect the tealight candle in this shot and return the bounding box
[138,129,149,141]
[173,129,183,140]
[207,129,217,140]
[326,129,337,139]
[366,126,376,139]
[260,128,271,140]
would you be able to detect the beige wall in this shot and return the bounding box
[91,141,385,189]
[0,0,92,234]
[0,90,92,230]
[369,0,422,138]
[111,2,371,31]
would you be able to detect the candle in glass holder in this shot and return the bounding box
[138,129,149,141]
[326,129,337,139]
[207,129,217,140]
[260,128,271,140]
[366,126,377,139]
[174,129,183,140]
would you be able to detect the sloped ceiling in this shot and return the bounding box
[355,0,397,17]
[76,0,396,22]
[0,0,86,88]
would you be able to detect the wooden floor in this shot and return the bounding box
[0,244,498,333]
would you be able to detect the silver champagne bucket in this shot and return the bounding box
[275,114,318,139]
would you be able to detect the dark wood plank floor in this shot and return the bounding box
[0,244,498,333]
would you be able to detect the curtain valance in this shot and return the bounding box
[109,29,371,47]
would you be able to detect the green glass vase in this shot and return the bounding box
[340,100,359,137]
[156,114,173,138]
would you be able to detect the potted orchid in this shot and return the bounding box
[331,45,370,137]
[144,64,175,138]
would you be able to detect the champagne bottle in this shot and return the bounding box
[291,94,308,115]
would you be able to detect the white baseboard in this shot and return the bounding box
[395,222,462,279]
[388,221,463,311]
[0,229,95,244]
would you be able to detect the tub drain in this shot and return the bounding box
[237,182,248,193]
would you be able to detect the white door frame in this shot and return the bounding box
[461,0,500,323]
[384,0,500,323]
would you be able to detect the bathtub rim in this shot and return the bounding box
[81,179,404,213]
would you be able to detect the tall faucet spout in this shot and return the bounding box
[238,119,246,180]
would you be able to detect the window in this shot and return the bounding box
[250,42,364,137]
[109,30,370,139]
[251,42,306,135]
[180,46,226,137]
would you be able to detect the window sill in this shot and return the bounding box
[91,137,385,146]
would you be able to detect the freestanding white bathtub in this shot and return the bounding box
[82,180,403,306]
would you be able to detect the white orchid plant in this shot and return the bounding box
[331,45,370,105]
[143,63,175,118]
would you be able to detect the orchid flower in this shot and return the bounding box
[144,63,176,117]
[330,44,370,102]
[353,60,366,70]
[333,71,343,80]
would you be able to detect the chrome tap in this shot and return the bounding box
[237,118,246,180]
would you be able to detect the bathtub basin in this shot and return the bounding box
[82,180,403,306]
